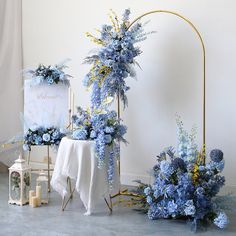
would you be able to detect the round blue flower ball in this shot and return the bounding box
[210,149,223,163]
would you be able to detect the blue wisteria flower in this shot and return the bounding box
[83,9,154,109]
[24,59,72,86]
[132,119,228,231]
[23,127,66,151]
[71,107,127,184]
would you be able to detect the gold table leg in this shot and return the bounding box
[61,177,74,211]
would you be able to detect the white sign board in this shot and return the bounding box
[24,80,69,130]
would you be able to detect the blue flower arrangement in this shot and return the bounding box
[83,9,154,109]
[132,118,229,231]
[23,127,66,151]
[71,107,127,184]
[24,60,72,86]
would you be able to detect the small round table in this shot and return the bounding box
[51,137,120,215]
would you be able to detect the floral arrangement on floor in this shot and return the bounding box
[132,118,229,231]
[71,107,127,184]
[23,127,66,151]
[24,59,72,86]
[83,9,154,109]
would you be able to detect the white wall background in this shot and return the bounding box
[0,0,23,167]
[22,0,236,186]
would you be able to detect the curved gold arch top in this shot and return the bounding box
[127,10,206,149]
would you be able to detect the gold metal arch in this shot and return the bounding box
[130,10,206,146]
[120,10,206,146]
[110,10,207,210]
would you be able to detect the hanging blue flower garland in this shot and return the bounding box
[83,9,153,109]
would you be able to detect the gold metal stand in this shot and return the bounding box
[61,177,113,213]
[61,177,74,211]
[109,9,206,210]
[27,145,52,192]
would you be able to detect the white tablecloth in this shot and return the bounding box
[51,137,120,215]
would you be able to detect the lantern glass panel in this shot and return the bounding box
[10,171,21,201]
[23,172,31,201]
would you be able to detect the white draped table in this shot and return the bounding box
[51,137,120,215]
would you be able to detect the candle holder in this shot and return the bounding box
[36,171,49,204]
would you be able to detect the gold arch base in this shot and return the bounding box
[108,9,207,213]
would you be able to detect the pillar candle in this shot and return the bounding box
[29,190,35,206]
[32,196,38,208]
[36,185,42,206]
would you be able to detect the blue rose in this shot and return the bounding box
[23,144,30,151]
[52,131,59,139]
[42,133,50,142]
[35,136,43,145]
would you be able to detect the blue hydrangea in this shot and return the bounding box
[184,200,196,216]
[72,128,87,140]
[160,160,174,177]
[210,149,223,163]
[105,126,114,133]
[214,212,229,229]
[167,200,178,215]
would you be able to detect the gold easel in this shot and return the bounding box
[108,10,206,211]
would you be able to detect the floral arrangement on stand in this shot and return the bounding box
[83,9,154,109]
[71,107,127,184]
[23,127,66,151]
[79,9,152,185]
[24,59,72,86]
[132,118,229,231]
